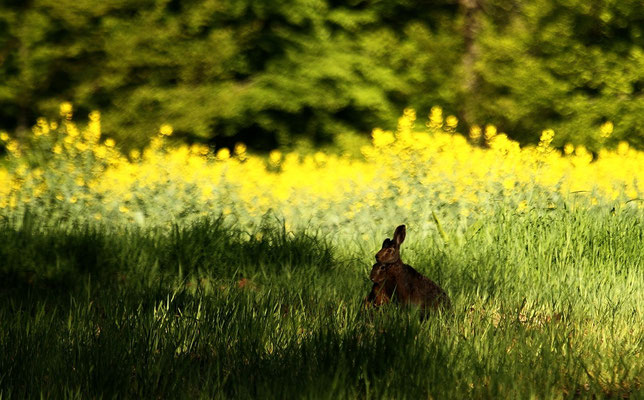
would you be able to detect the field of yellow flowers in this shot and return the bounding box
[1,104,642,234]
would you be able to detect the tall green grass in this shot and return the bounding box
[0,208,642,398]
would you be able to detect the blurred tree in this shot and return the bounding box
[0,0,461,149]
[0,0,642,150]
[0,1,87,136]
[459,0,483,128]
[472,0,644,148]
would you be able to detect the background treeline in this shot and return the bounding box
[0,0,642,150]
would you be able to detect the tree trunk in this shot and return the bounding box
[460,0,482,129]
[15,105,28,140]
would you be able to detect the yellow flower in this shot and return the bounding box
[446,115,458,129]
[160,124,173,136]
[190,143,210,156]
[35,118,49,136]
[94,146,107,159]
[484,125,497,141]
[60,102,73,116]
[200,185,214,201]
[75,142,89,152]
[502,178,515,191]
[269,150,281,166]
[539,129,555,147]
[600,121,613,139]
[6,140,19,154]
[397,108,416,137]
[3,104,644,230]
[66,123,80,137]
[575,145,589,157]
[372,128,394,147]
[216,148,231,161]
[234,143,247,156]
[314,152,327,164]
[617,141,629,155]
[469,125,481,141]
[428,106,443,129]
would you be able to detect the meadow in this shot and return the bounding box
[0,105,643,398]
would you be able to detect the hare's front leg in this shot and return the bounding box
[365,283,391,307]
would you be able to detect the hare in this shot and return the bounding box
[366,225,451,312]
[364,263,396,307]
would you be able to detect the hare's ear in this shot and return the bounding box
[381,238,391,249]
[393,225,406,246]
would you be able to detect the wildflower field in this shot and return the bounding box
[0,105,643,398]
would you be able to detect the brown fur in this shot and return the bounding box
[366,225,451,313]
[364,282,391,306]
[364,263,397,306]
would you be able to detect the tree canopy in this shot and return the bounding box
[0,0,642,150]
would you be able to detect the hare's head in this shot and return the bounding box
[375,225,406,264]
[369,263,389,283]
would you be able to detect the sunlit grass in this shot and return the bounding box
[0,209,642,398]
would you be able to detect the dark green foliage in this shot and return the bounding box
[2,0,640,150]
[474,0,644,148]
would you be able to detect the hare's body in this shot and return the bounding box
[366,225,451,312]
[365,265,397,306]
[385,262,451,311]
[365,282,391,306]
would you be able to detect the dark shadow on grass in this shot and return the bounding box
[0,216,336,300]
